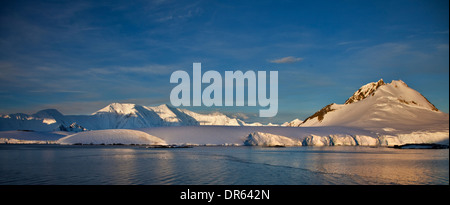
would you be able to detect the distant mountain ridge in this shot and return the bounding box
[0,103,253,131]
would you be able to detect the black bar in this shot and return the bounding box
[0,185,448,203]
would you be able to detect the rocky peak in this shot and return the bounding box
[344,79,385,104]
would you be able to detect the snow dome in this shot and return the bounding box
[58,129,166,145]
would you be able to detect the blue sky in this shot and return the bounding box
[0,0,448,123]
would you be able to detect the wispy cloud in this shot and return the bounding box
[89,64,180,76]
[146,0,203,23]
[270,56,303,64]
[336,40,368,46]
[432,30,449,34]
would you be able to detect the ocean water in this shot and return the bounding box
[0,145,448,185]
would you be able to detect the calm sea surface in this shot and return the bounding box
[0,145,448,185]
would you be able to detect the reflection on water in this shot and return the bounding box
[294,147,449,184]
[0,145,447,185]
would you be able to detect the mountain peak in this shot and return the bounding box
[344,79,385,104]
[32,109,64,119]
[93,103,139,115]
[389,79,408,87]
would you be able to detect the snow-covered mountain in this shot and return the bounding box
[0,103,248,131]
[281,119,303,127]
[0,110,63,131]
[298,79,448,133]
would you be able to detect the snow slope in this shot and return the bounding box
[58,129,167,145]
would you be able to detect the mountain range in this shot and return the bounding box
[1,79,448,135]
[0,103,256,131]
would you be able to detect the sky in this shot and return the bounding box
[0,0,448,124]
